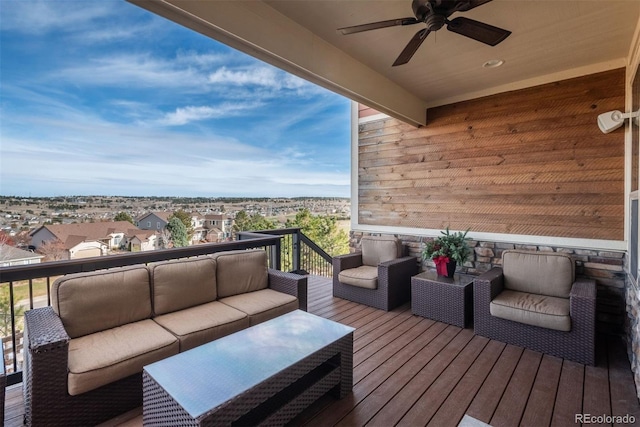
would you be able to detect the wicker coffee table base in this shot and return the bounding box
[143,335,353,426]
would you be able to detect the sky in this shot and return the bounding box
[0,0,352,198]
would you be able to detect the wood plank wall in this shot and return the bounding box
[358,69,625,241]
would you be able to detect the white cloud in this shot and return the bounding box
[156,103,264,126]
[208,66,321,95]
[50,54,209,89]
[0,1,115,35]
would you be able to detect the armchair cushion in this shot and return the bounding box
[149,256,217,315]
[67,319,178,396]
[214,249,268,298]
[490,289,571,332]
[502,250,574,298]
[361,236,403,267]
[52,265,152,338]
[338,265,378,289]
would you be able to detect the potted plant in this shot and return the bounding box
[422,228,471,277]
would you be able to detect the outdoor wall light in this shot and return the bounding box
[597,109,640,134]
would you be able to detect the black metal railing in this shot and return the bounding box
[237,228,333,277]
[0,228,335,386]
[0,235,282,386]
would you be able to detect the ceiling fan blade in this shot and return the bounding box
[455,0,494,12]
[393,28,431,67]
[338,17,420,35]
[446,16,511,46]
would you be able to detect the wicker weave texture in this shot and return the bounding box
[474,267,596,365]
[24,307,143,426]
[267,269,308,311]
[143,333,353,426]
[411,272,474,328]
[333,253,418,311]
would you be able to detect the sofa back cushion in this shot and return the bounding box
[149,257,217,316]
[361,236,403,267]
[213,249,268,298]
[52,265,152,338]
[502,250,575,298]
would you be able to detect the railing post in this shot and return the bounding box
[271,238,282,271]
[293,229,301,273]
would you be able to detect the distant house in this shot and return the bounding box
[0,246,44,267]
[203,214,234,242]
[190,213,207,244]
[136,212,171,231]
[29,221,143,259]
[127,229,158,252]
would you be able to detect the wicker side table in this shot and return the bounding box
[411,271,474,328]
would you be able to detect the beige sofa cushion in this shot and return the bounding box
[338,265,378,289]
[149,257,217,315]
[502,250,575,298]
[153,301,249,352]
[52,265,151,338]
[213,249,268,298]
[67,319,179,395]
[361,236,402,267]
[220,289,299,326]
[490,289,571,332]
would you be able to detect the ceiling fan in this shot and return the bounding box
[338,0,511,67]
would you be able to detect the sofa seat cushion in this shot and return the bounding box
[153,301,249,352]
[338,266,378,289]
[490,290,571,332]
[67,319,179,396]
[219,289,299,326]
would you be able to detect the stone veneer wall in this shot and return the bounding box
[350,231,627,336]
[625,278,640,400]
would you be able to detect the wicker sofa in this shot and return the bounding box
[474,250,596,365]
[23,249,307,426]
[333,235,418,311]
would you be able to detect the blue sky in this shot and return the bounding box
[0,0,352,198]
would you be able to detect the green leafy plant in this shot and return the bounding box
[422,227,471,265]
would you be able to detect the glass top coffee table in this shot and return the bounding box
[143,310,354,426]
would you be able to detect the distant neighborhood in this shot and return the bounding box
[0,196,350,265]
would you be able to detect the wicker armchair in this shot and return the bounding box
[333,236,418,311]
[474,250,596,365]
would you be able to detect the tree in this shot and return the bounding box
[286,209,349,256]
[37,239,67,261]
[233,210,277,233]
[169,210,194,240]
[166,217,189,247]
[114,212,134,224]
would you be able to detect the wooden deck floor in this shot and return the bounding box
[5,275,640,426]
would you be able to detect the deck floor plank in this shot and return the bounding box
[304,322,454,427]
[465,344,524,423]
[583,340,612,426]
[519,354,563,427]
[550,360,585,427]
[427,339,507,426]
[5,275,640,427]
[361,328,474,427]
[397,334,490,426]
